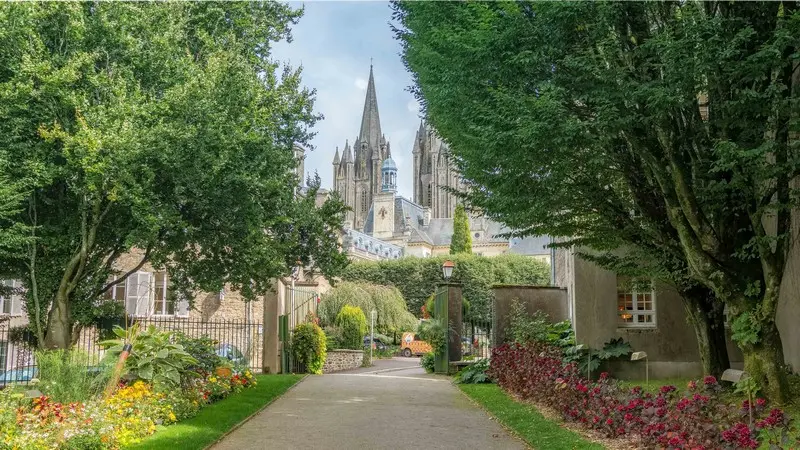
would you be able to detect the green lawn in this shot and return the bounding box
[126,374,303,450]
[459,383,604,450]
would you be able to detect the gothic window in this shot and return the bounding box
[427,183,433,206]
[361,190,367,213]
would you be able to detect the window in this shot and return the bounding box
[103,277,127,301]
[427,183,433,206]
[0,280,22,316]
[360,190,367,212]
[0,341,6,370]
[617,276,656,327]
[153,272,174,316]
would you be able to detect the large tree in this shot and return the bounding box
[0,3,348,349]
[393,1,799,401]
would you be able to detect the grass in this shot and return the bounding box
[459,383,605,450]
[125,374,303,450]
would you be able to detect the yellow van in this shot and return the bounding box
[400,332,433,357]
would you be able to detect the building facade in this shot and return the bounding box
[412,122,464,219]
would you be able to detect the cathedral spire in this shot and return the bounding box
[342,139,353,163]
[333,146,340,165]
[358,64,382,152]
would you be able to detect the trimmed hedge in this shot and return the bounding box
[341,254,550,321]
[335,305,368,350]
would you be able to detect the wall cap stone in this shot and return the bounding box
[328,349,364,354]
[491,284,566,290]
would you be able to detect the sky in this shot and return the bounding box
[271,1,421,198]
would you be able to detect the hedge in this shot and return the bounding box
[340,253,550,322]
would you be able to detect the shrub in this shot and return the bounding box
[292,322,327,374]
[421,352,435,373]
[417,318,448,355]
[101,324,197,389]
[323,325,344,349]
[335,305,368,350]
[174,333,222,374]
[489,342,794,448]
[457,358,490,384]
[319,282,417,336]
[35,349,108,403]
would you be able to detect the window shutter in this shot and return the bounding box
[135,272,152,317]
[176,293,190,318]
[125,273,140,316]
[10,280,23,316]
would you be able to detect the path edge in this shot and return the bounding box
[454,382,533,450]
[203,374,308,450]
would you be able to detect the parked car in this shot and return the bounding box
[215,343,248,367]
[0,366,38,389]
[399,332,433,357]
[363,336,387,351]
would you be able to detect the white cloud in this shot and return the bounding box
[406,99,420,113]
[354,77,368,91]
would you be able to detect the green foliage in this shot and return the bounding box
[0,2,348,349]
[731,312,762,346]
[319,282,417,336]
[174,333,222,374]
[101,324,197,389]
[421,352,435,373]
[291,322,327,374]
[342,254,550,322]
[425,294,470,319]
[457,358,491,384]
[34,350,108,403]
[507,300,574,348]
[335,305,368,350]
[393,0,800,400]
[564,338,634,375]
[450,204,472,254]
[417,318,449,355]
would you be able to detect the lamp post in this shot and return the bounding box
[442,260,455,280]
[370,309,377,365]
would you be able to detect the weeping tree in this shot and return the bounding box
[394,1,800,401]
[0,2,348,349]
[318,282,418,337]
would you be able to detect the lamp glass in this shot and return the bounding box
[442,260,455,280]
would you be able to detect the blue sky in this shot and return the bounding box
[272,1,421,198]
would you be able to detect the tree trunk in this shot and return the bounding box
[681,286,730,377]
[43,292,73,349]
[742,324,790,404]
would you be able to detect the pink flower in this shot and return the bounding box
[703,375,717,386]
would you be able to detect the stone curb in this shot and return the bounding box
[203,374,308,450]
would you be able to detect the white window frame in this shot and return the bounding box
[0,341,7,370]
[617,277,657,328]
[0,280,23,316]
[152,272,174,317]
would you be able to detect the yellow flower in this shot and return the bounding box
[209,376,217,383]
[168,412,176,422]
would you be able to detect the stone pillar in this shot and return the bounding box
[262,279,283,374]
[447,283,463,362]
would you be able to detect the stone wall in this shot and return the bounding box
[492,285,569,346]
[322,349,363,373]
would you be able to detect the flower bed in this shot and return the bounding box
[0,325,258,449]
[490,342,797,449]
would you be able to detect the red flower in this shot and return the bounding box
[702,375,717,386]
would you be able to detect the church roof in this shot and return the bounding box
[507,235,552,256]
[358,65,382,152]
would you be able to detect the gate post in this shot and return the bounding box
[433,282,463,374]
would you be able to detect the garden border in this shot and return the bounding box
[453,382,537,449]
[201,374,308,450]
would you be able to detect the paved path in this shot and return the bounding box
[212,358,527,450]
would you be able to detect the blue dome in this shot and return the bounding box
[381,157,397,171]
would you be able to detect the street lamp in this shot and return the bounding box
[442,260,455,280]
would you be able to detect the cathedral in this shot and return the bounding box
[330,65,550,263]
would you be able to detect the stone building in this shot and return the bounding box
[412,122,464,219]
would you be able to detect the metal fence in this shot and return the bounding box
[462,318,493,359]
[0,317,264,386]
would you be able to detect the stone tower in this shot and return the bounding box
[412,122,463,219]
[332,64,391,230]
